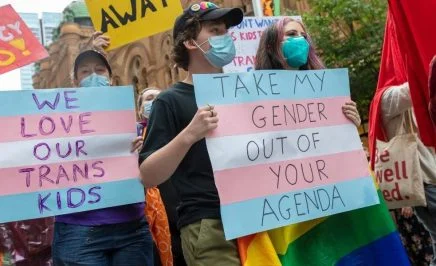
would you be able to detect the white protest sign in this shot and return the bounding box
[224,16,302,73]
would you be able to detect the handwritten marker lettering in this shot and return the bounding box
[0,86,144,223]
[193,69,379,240]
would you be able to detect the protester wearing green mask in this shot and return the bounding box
[255,17,362,127]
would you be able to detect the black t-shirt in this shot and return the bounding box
[139,82,220,229]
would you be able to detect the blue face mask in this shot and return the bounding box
[196,34,236,68]
[143,101,153,119]
[79,73,110,87]
[282,36,310,68]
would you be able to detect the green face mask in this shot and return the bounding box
[281,36,310,68]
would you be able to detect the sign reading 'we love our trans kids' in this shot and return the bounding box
[193,69,379,240]
[0,86,144,223]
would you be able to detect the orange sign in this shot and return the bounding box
[0,5,48,75]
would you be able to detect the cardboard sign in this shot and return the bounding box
[0,5,48,75]
[224,16,301,73]
[194,69,379,239]
[85,0,183,50]
[0,86,144,223]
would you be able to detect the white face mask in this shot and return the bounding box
[143,101,153,119]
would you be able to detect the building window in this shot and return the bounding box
[133,76,140,113]
[112,76,121,86]
[165,69,172,86]
[135,58,141,69]
[141,68,149,88]
[131,55,142,71]
[132,76,139,91]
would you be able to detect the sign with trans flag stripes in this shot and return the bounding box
[0,86,144,223]
[193,69,379,240]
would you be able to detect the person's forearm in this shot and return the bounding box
[381,82,412,119]
[139,129,195,187]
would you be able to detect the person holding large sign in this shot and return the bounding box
[139,2,243,265]
[227,16,399,265]
[255,17,361,126]
[51,50,153,266]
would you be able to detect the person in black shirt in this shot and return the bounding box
[139,2,243,265]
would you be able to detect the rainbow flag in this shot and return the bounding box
[238,180,410,266]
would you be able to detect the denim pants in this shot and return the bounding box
[52,217,153,266]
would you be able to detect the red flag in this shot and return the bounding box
[0,5,48,75]
[429,56,436,124]
[369,1,436,169]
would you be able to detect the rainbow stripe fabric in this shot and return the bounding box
[238,179,410,266]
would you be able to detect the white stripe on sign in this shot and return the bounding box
[0,133,136,169]
[206,123,362,171]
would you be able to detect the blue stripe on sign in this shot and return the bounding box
[337,232,411,266]
[193,68,350,106]
[220,176,380,240]
[0,86,135,117]
[0,178,145,223]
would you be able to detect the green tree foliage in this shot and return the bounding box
[287,0,387,119]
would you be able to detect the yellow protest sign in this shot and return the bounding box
[85,0,183,50]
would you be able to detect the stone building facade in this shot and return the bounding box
[32,0,369,147]
[33,0,309,97]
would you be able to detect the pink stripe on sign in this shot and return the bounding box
[0,110,136,143]
[0,156,139,196]
[210,96,351,138]
[214,150,369,205]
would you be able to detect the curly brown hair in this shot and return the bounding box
[171,16,202,71]
[172,16,229,70]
